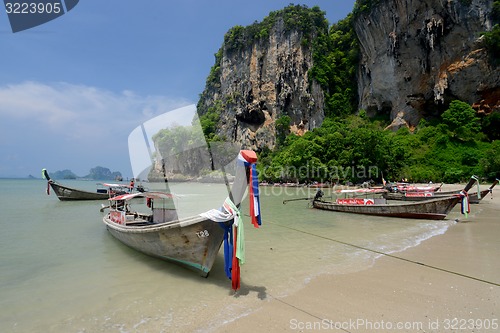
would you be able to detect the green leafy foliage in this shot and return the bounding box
[482,24,500,64]
[493,0,500,22]
[482,111,500,141]
[259,101,499,184]
[352,0,381,16]
[441,100,481,141]
[275,115,292,147]
[481,0,500,64]
[197,99,225,141]
[479,140,500,179]
[310,14,359,117]
[223,5,328,52]
[152,124,206,157]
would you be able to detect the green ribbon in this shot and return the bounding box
[472,175,481,199]
[224,197,245,265]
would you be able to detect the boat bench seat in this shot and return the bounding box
[125,221,154,226]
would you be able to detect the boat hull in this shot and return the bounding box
[469,189,492,204]
[49,181,112,201]
[103,215,226,276]
[313,196,461,220]
[384,190,457,201]
[384,189,489,204]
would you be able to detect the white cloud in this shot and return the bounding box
[0,81,195,177]
[0,81,193,139]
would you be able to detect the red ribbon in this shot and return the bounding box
[248,170,259,228]
[231,225,240,290]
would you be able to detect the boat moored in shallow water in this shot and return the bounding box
[42,168,134,201]
[102,150,262,288]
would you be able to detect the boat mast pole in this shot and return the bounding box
[140,123,172,193]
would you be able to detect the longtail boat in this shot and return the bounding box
[102,150,262,283]
[312,196,461,220]
[42,169,134,201]
[384,176,476,201]
[468,179,498,203]
[384,190,458,201]
[312,180,476,220]
[383,177,497,204]
[385,182,443,193]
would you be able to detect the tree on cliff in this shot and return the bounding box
[441,101,481,142]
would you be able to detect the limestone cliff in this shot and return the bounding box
[355,0,499,129]
[197,6,327,151]
[196,0,499,150]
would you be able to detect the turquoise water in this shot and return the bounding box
[0,179,460,332]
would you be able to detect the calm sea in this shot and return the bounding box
[0,179,461,332]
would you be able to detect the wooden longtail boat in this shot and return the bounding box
[312,179,478,220]
[42,169,133,201]
[386,182,443,193]
[312,196,461,220]
[384,191,458,201]
[382,178,471,201]
[383,178,498,204]
[102,150,260,278]
[468,179,498,203]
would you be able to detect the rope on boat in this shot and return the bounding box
[267,221,500,288]
[282,197,312,204]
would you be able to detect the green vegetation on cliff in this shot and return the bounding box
[198,5,330,140]
[261,100,499,183]
[482,0,500,64]
[258,3,499,183]
[196,3,499,183]
[223,5,328,52]
[310,13,358,117]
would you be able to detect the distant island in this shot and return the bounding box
[47,166,123,181]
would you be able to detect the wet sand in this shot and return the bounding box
[217,186,500,332]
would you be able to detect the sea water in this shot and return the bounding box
[0,179,461,332]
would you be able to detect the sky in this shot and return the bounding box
[0,0,356,178]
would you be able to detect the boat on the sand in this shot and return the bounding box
[383,177,497,204]
[312,195,461,220]
[312,178,477,220]
[101,150,262,282]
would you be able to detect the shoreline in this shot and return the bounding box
[217,187,500,332]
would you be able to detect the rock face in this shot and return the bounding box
[196,1,499,149]
[355,0,499,129]
[197,12,325,151]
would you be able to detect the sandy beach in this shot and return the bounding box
[218,186,500,332]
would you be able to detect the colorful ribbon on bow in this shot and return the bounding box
[226,151,261,290]
[460,190,470,218]
[472,175,481,200]
[241,152,262,229]
[248,163,262,228]
[201,150,262,290]
[220,197,244,290]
